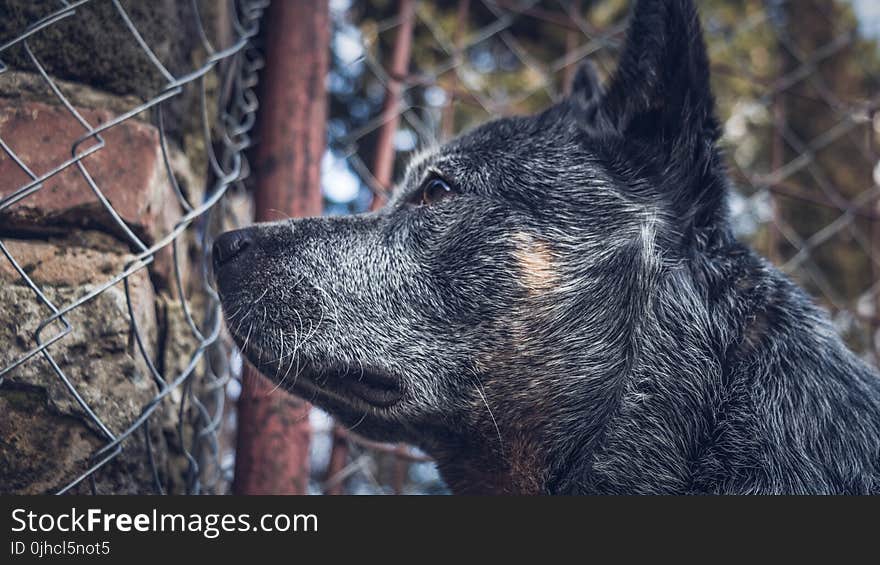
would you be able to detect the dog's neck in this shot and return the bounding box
[430,241,771,495]
[430,430,549,495]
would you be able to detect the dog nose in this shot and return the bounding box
[212,229,252,272]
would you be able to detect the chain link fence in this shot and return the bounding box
[0,0,267,494]
[312,0,880,494]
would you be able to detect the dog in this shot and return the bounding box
[213,0,880,494]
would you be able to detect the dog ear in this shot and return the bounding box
[600,0,717,141]
[595,0,725,228]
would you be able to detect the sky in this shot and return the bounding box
[852,0,880,38]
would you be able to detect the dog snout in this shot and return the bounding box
[212,228,253,273]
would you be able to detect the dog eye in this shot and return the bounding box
[417,177,456,206]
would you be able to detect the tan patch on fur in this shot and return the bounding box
[511,232,557,294]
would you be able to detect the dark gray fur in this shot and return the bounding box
[214,0,880,494]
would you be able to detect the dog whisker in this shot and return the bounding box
[347,409,369,432]
[269,342,298,395]
[469,368,505,459]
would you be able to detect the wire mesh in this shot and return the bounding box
[0,0,267,494]
[312,0,880,494]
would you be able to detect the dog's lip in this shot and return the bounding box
[241,340,404,408]
[322,369,404,408]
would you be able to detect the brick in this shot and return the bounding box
[0,101,180,243]
[0,100,190,291]
[0,237,131,287]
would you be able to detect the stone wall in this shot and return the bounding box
[0,0,246,494]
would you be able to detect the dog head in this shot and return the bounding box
[214,0,730,491]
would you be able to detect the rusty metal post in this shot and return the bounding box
[391,443,409,494]
[369,0,416,210]
[364,0,419,489]
[768,93,784,264]
[323,424,350,495]
[322,0,417,493]
[441,0,470,140]
[233,0,329,495]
